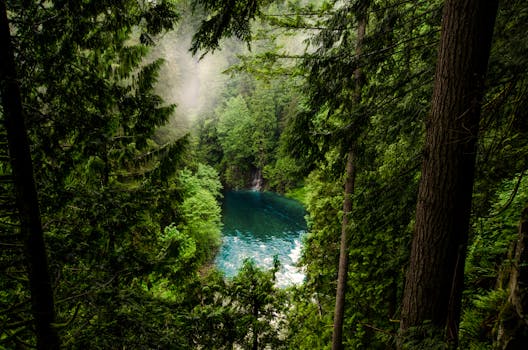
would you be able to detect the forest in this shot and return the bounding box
[1,0,528,349]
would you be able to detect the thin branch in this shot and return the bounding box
[358,322,396,337]
[483,170,525,219]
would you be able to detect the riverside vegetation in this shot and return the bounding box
[1,0,528,349]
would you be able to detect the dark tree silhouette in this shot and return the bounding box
[400,0,499,346]
[0,2,60,349]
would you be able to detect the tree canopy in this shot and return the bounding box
[1,0,528,349]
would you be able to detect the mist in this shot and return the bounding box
[147,6,310,143]
[148,28,236,141]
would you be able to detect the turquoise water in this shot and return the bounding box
[215,190,307,287]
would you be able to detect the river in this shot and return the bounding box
[214,190,307,287]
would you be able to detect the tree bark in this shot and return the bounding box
[332,148,357,350]
[496,205,528,349]
[399,0,498,347]
[0,3,60,349]
[331,10,366,349]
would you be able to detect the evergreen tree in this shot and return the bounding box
[332,2,367,348]
[400,0,499,346]
[0,1,188,347]
[0,2,60,348]
[284,0,441,347]
[2,0,526,347]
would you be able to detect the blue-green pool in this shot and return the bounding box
[215,190,307,287]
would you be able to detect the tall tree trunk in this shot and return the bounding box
[399,0,498,347]
[496,205,528,349]
[0,3,60,349]
[331,10,366,350]
[332,148,357,350]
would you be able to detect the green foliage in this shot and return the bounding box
[284,167,341,348]
[0,0,194,348]
[195,71,304,191]
[185,270,240,348]
[285,284,333,349]
[459,289,507,350]
[399,322,449,350]
[176,164,223,263]
[264,154,302,190]
[249,81,279,170]
[2,0,527,348]
[460,176,528,348]
[228,258,287,350]
[281,0,435,347]
[459,1,528,345]
[215,94,255,188]
[185,259,287,349]
[159,224,197,266]
[191,0,266,55]
[194,111,224,170]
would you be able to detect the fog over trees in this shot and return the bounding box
[1,0,527,349]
